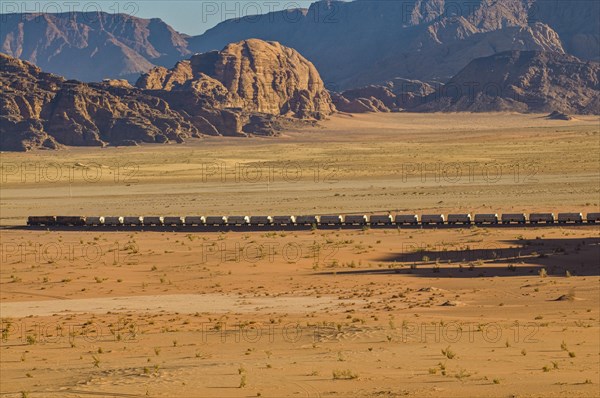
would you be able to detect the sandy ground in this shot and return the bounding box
[1,113,599,397]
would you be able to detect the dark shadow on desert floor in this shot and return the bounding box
[314,237,600,278]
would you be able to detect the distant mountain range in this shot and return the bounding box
[190,0,599,89]
[2,0,599,88]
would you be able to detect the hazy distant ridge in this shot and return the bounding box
[1,0,598,88]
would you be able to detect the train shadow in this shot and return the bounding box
[315,237,600,278]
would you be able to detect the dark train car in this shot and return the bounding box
[55,216,86,226]
[27,216,56,226]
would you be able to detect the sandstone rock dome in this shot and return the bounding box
[137,39,334,119]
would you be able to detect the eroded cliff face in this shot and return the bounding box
[0,39,335,151]
[137,39,335,119]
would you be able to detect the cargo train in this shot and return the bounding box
[27,212,600,227]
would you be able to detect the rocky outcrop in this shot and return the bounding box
[333,79,436,113]
[137,39,334,119]
[0,54,202,151]
[0,39,335,151]
[546,111,573,121]
[332,93,389,114]
[413,51,600,114]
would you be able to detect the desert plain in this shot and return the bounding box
[0,113,599,397]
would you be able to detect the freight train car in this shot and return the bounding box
[272,216,295,226]
[421,214,445,225]
[395,215,419,225]
[557,213,583,224]
[529,213,555,224]
[205,216,228,226]
[27,216,56,226]
[587,213,600,223]
[501,214,527,225]
[249,216,273,226]
[296,215,319,226]
[144,217,164,226]
[56,216,86,226]
[320,215,343,225]
[85,217,105,226]
[344,215,368,226]
[370,215,394,225]
[123,217,143,226]
[447,214,472,225]
[104,217,124,226]
[164,217,185,226]
[474,214,498,225]
[227,216,250,226]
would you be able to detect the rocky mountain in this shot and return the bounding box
[189,0,599,89]
[0,12,191,82]
[0,40,334,151]
[136,39,334,119]
[332,51,600,115]
[414,51,600,114]
[529,0,600,61]
[2,1,598,90]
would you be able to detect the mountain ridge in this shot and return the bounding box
[1,12,191,82]
[2,0,598,88]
